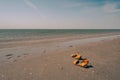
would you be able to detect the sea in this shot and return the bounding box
[0,29,120,42]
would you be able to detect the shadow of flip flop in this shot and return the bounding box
[84,65,94,69]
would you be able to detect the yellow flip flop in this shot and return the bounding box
[73,59,89,67]
[70,53,82,59]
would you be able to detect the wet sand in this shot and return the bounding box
[0,33,120,80]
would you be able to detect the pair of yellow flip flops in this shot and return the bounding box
[70,53,89,67]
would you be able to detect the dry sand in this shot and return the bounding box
[0,35,120,80]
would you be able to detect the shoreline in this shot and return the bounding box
[0,32,120,48]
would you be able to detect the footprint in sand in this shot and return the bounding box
[5,54,13,60]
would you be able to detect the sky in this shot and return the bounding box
[0,0,120,29]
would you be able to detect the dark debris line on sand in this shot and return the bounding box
[5,54,13,57]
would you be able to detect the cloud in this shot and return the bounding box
[24,0,38,10]
[103,2,120,13]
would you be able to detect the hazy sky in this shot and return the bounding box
[0,0,120,29]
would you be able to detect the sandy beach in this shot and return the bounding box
[0,33,120,80]
[0,0,120,79]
